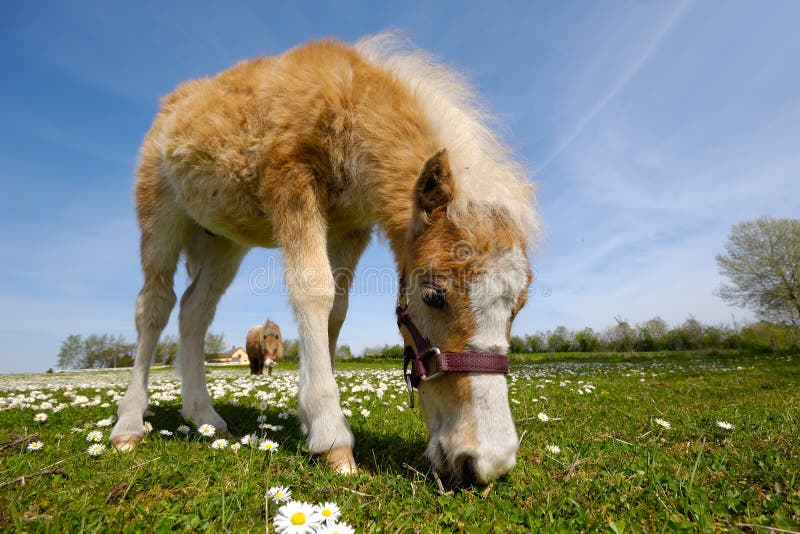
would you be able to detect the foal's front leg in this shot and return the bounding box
[278,200,356,472]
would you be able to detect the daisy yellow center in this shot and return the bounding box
[290,512,306,525]
[275,492,282,499]
[322,509,332,517]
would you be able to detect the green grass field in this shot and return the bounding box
[1,352,798,532]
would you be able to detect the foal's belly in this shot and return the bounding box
[166,166,279,249]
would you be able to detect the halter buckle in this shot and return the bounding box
[418,347,442,382]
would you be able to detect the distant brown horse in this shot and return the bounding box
[246,320,282,376]
[110,33,538,483]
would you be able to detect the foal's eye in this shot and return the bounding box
[421,284,447,310]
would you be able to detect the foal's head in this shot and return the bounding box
[402,149,532,485]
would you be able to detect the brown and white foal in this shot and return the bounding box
[110,33,538,485]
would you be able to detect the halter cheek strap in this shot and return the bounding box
[396,271,510,407]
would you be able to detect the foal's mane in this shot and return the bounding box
[355,32,540,246]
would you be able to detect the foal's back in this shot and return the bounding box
[136,40,405,247]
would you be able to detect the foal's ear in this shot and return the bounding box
[414,149,455,221]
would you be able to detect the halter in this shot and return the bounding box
[396,271,510,407]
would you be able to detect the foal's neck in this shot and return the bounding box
[354,103,439,265]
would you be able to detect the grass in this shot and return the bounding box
[1,352,798,532]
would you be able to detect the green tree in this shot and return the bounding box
[716,217,800,337]
[546,326,574,353]
[509,335,527,353]
[204,332,226,357]
[57,334,83,369]
[156,334,179,364]
[335,344,353,359]
[575,327,600,352]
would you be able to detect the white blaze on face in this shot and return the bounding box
[468,246,529,354]
[465,246,528,482]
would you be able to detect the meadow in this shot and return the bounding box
[1,352,798,532]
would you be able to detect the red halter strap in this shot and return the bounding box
[395,271,510,404]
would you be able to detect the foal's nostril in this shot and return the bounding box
[454,453,479,486]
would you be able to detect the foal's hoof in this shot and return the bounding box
[325,447,358,474]
[110,434,141,451]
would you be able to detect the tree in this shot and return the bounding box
[716,217,800,336]
[155,334,179,365]
[546,326,575,353]
[335,344,353,359]
[57,334,83,369]
[204,332,226,357]
[575,327,600,352]
[509,335,527,354]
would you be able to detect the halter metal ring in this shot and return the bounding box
[418,347,442,382]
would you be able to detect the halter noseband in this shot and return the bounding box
[396,271,510,407]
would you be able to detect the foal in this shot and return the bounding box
[111,34,537,484]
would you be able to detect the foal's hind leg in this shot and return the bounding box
[178,231,247,432]
[111,205,190,450]
[327,228,371,364]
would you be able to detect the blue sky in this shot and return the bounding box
[2,1,799,373]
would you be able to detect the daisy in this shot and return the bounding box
[211,439,229,450]
[160,429,174,436]
[360,408,371,417]
[716,421,735,430]
[273,501,322,534]
[537,412,550,422]
[317,522,355,534]
[240,434,256,445]
[86,430,103,442]
[230,442,241,452]
[545,444,561,454]
[143,422,153,433]
[198,424,216,437]
[342,408,352,417]
[267,486,292,503]
[177,424,190,434]
[27,441,44,451]
[655,418,671,429]
[34,412,48,422]
[314,502,341,524]
[96,417,114,427]
[259,439,279,452]
[87,443,106,456]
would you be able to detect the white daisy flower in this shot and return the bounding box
[273,501,322,533]
[27,441,44,451]
[267,486,292,503]
[314,502,341,524]
[360,408,371,417]
[655,418,671,429]
[86,430,103,442]
[716,421,734,430]
[257,414,268,423]
[143,422,153,433]
[34,412,48,422]
[545,444,561,454]
[210,439,229,450]
[259,439,279,452]
[177,424,190,434]
[537,412,550,422]
[342,408,352,417]
[96,417,114,427]
[240,434,256,445]
[87,443,106,456]
[160,429,173,436]
[230,442,241,452]
[198,424,216,437]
